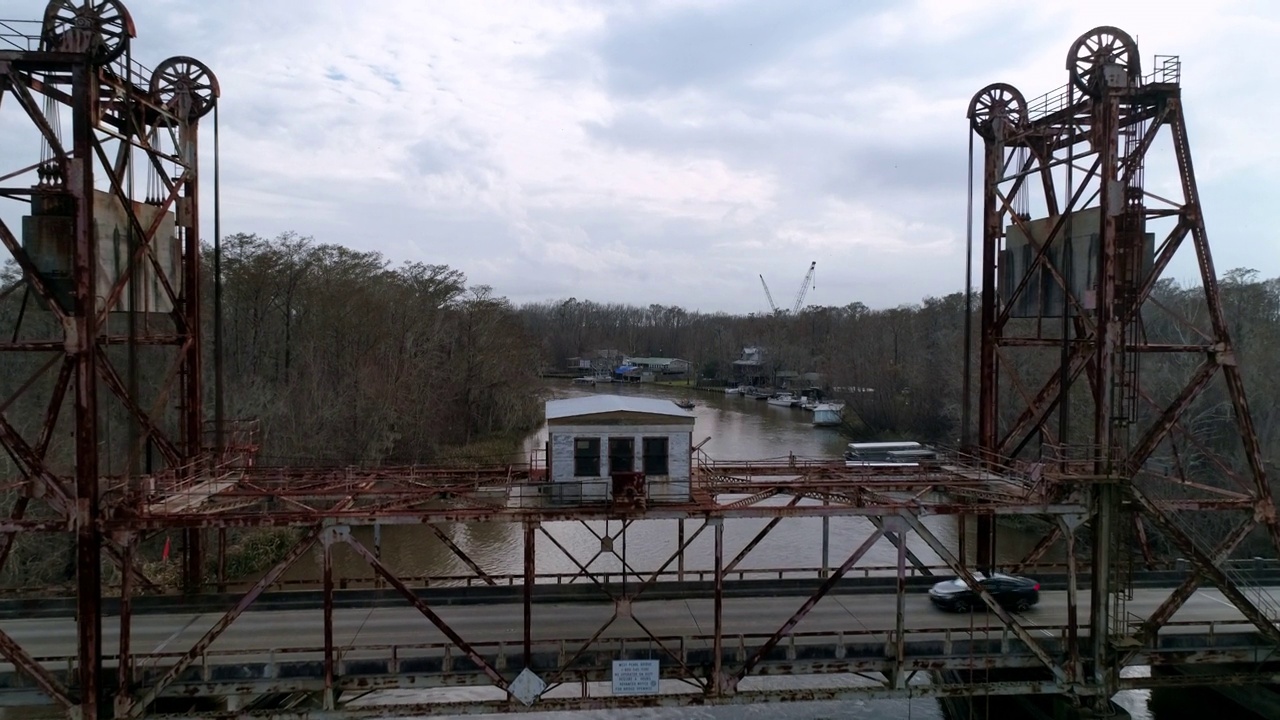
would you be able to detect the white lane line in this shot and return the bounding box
[1015,611,1056,638]
[1201,593,1236,610]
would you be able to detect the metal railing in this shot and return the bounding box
[4,558,1276,599]
[0,19,40,52]
[1023,54,1182,124]
[0,618,1266,682]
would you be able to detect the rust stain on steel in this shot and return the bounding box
[0,625,73,708]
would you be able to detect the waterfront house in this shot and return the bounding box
[544,396,694,505]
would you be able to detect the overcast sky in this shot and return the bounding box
[6,0,1280,314]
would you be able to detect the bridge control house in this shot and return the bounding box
[544,396,695,507]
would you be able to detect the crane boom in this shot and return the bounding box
[791,261,816,313]
[759,274,779,313]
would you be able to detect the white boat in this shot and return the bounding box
[724,386,742,394]
[573,371,613,385]
[843,441,936,467]
[767,392,799,407]
[812,402,843,427]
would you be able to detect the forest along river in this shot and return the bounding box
[276,382,1194,720]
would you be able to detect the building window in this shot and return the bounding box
[643,437,669,476]
[609,437,635,474]
[574,438,600,477]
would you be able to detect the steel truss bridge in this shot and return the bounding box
[0,5,1277,720]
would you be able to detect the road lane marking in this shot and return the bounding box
[1014,611,1056,638]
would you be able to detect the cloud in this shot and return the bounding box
[0,0,1277,313]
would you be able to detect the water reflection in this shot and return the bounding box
[280,382,1057,586]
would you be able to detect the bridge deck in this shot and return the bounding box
[0,585,1275,708]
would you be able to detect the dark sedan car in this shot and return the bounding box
[928,573,1040,612]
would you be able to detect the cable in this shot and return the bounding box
[961,126,975,448]
[214,102,225,452]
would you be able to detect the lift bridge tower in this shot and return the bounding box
[0,2,219,717]
[966,26,1280,707]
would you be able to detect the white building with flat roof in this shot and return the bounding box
[545,396,695,505]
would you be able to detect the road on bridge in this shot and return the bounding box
[3,585,1274,663]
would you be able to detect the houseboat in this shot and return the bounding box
[843,441,936,467]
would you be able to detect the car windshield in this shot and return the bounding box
[947,573,986,588]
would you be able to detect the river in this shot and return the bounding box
[278,382,1216,720]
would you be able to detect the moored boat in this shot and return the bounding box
[767,392,799,407]
[812,402,843,426]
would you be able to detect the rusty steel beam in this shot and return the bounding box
[128,528,322,716]
[4,66,69,176]
[732,527,886,684]
[1011,522,1064,574]
[538,523,615,600]
[0,495,30,575]
[1167,101,1280,555]
[322,528,336,711]
[0,413,71,514]
[0,218,67,322]
[869,515,933,576]
[629,613,708,690]
[1129,492,1277,648]
[0,625,73,708]
[523,520,535,668]
[904,512,1068,684]
[32,356,73,460]
[0,353,60,416]
[70,56,104,720]
[1125,514,1252,659]
[1126,358,1219,476]
[339,530,510,690]
[723,496,802,575]
[102,500,1098,530]
[712,518,725,696]
[114,532,134,718]
[426,523,496,586]
[992,154,1104,332]
[96,355,181,465]
[628,519,709,599]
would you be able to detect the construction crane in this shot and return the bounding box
[759,274,780,314]
[791,261,816,313]
[758,261,816,314]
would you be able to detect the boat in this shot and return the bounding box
[843,441,936,467]
[724,386,742,394]
[674,399,696,410]
[572,371,613,385]
[767,392,799,407]
[811,402,843,427]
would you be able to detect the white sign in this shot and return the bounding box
[611,659,660,696]
[508,668,546,706]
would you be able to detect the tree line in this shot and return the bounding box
[2,232,1277,578]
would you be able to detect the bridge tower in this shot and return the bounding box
[0,2,218,718]
[967,26,1280,709]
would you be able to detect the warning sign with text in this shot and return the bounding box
[611,659,659,696]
